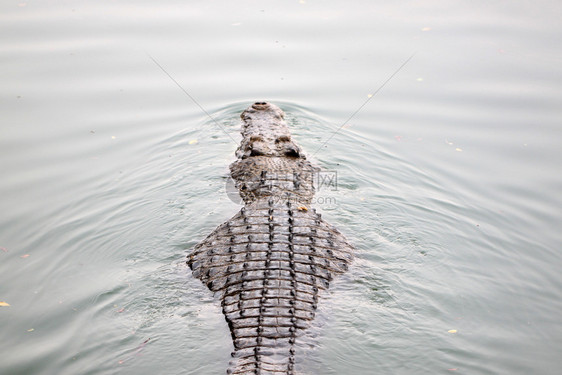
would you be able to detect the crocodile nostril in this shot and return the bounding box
[252,102,269,110]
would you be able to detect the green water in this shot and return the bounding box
[1,1,561,374]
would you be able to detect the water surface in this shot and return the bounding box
[1,1,561,374]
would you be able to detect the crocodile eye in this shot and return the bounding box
[284,148,300,158]
[250,148,264,157]
[275,135,291,143]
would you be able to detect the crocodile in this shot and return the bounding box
[187,102,354,374]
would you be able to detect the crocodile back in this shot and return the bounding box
[187,102,354,374]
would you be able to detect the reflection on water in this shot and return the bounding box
[1,1,561,374]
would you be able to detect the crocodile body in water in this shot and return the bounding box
[187,102,354,374]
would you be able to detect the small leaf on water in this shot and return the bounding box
[455,148,462,152]
[27,328,34,332]
[448,329,457,333]
[0,301,10,307]
[188,139,198,145]
[20,254,30,258]
[297,206,308,211]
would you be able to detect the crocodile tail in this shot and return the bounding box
[187,200,354,374]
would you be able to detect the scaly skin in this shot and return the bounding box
[188,102,354,374]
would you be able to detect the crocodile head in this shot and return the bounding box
[236,102,304,160]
